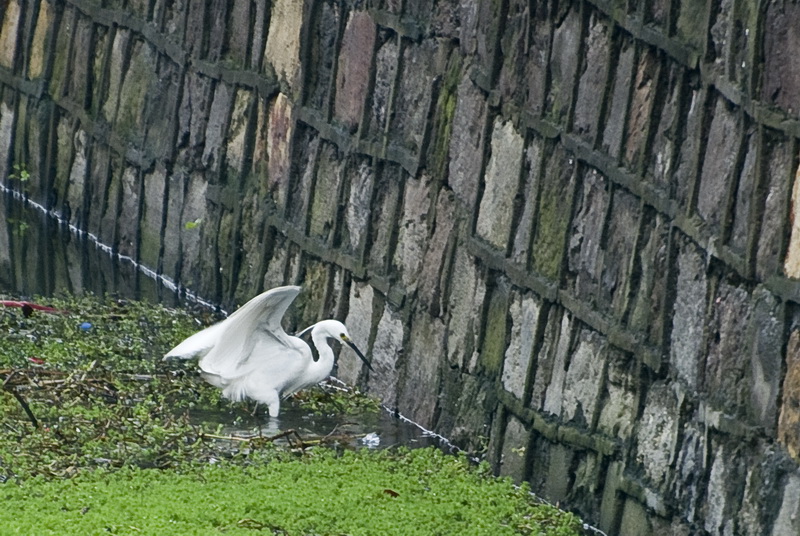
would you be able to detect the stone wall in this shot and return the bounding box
[1,0,800,534]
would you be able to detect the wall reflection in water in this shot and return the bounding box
[0,191,182,307]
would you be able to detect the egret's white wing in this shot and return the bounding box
[198,285,302,377]
[163,321,227,360]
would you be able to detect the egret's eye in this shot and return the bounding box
[340,333,347,340]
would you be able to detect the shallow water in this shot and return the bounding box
[0,190,451,453]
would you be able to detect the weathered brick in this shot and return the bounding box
[762,1,800,116]
[756,134,792,279]
[501,289,541,400]
[601,188,640,318]
[572,14,611,142]
[68,15,93,107]
[623,48,658,172]
[286,126,319,229]
[670,236,708,392]
[447,73,487,209]
[390,39,437,155]
[729,127,758,254]
[366,34,398,140]
[264,0,304,90]
[647,63,683,192]
[561,328,608,429]
[394,173,434,294]
[772,472,800,536]
[417,188,457,316]
[672,422,707,523]
[531,144,575,279]
[597,348,638,441]
[542,312,573,416]
[116,40,158,146]
[341,157,374,257]
[496,0,531,106]
[499,416,529,481]
[225,89,254,174]
[265,93,294,211]
[636,382,680,487]
[706,0,733,82]
[117,166,141,260]
[308,141,345,243]
[601,36,635,159]
[334,11,376,131]
[27,1,53,80]
[511,137,544,265]
[366,301,404,407]
[339,281,374,386]
[366,164,402,274]
[446,245,486,370]
[478,278,510,379]
[697,96,741,232]
[476,118,525,250]
[0,0,21,69]
[675,0,707,51]
[567,168,609,306]
[525,4,552,116]
[398,311,445,428]
[546,4,581,124]
[201,82,234,173]
[747,287,783,431]
[628,210,670,346]
[784,160,800,278]
[225,0,251,66]
[779,329,800,461]
[66,129,89,228]
[674,87,706,211]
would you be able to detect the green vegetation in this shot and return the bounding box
[0,294,583,535]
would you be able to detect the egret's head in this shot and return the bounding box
[301,320,373,371]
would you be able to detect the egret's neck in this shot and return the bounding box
[309,330,336,381]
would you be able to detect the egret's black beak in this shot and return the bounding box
[345,339,374,372]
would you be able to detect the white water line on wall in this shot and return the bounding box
[0,184,222,313]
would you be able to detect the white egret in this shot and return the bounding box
[163,285,372,417]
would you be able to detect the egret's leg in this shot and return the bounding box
[266,398,280,418]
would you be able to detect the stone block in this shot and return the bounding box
[177,71,213,168]
[116,40,158,146]
[524,5,551,115]
[499,416,529,482]
[478,279,510,379]
[647,63,682,192]
[143,58,182,160]
[598,188,642,320]
[496,0,531,106]
[68,15,93,108]
[623,48,658,172]
[476,118,524,250]
[447,72,487,209]
[437,371,494,455]
[221,89,252,174]
[285,126,319,229]
[178,172,208,289]
[264,0,304,91]
[366,301,404,407]
[543,443,575,504]
[531,144,575,280]
[393,173,434,294]
[366,164,402,274]
[262,237,289,291]
[501,290,541,400]
[225,0,251,66]
[704,443,746,536]
[738,444,795,536]
[619,498,651,536]
[597,348,637,441]
[511,138,544,265]
[673,87,706,210]
[747,287,782,430]
[772,472,800,536]
[397,312,445,428]
[561,328,607,429]
[263,93,294,210]
[117,167,141,260]
[635,382,679,487]
[28,1,53,80]
[762,1,800,116]
[49,6,75,98]
[202,82,234,172]
[675,0,707,51]
[697,97,741,232]
[628,209,669,346]
[670,237,708,392]
[572,14,611,142]
[309,141,345,243]
[334,11,376,132]
[305,1,340,110]
[446,245,486,370]
[706,0,733,82]
[601,36,635,159]
[417,188,458,317]
[546,4,580,123]
[705,282,752,417]
[671,421,706,524]
[530,306,565,411]
[567,168,609,306]
[729,127,758,254]
[340,281,375,387]
[161,170,185,282]
[779,329,800,461]
[53,116,73,207]
[390,39,436,155]
[366,34,398,140]
[757,135,792,279]
[0,0,21,69]
[66,129,89,229]
[87,144,111,239]
[784,162,800,278]
[543,312,573,417]
[341,157,374,257]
